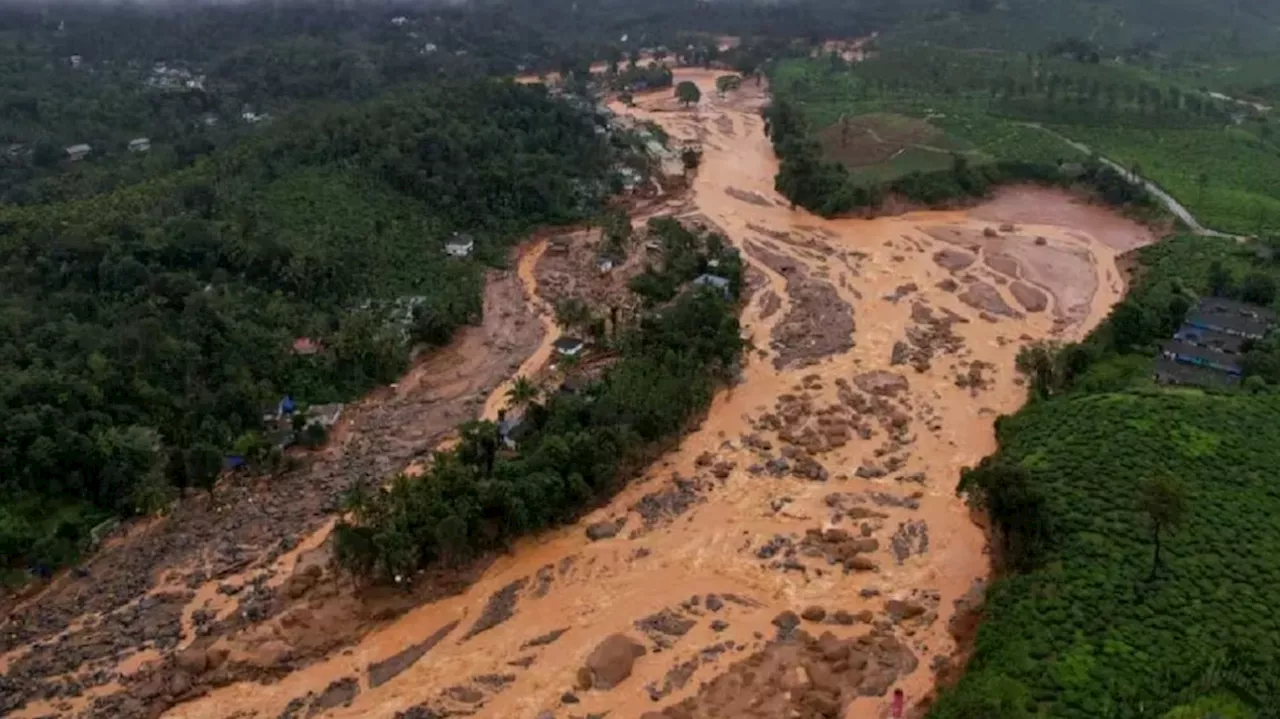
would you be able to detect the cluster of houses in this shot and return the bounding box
[1155,297,1276,387]
[445,233,475,258]
[63,137,150,162]
[146,63,205,92]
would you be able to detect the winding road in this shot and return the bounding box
[1023,123,1242,239]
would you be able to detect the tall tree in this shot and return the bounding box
[505,376,540,411]
[675,81,702,108]
[554,297,594,336]
[958,460,1054,571]
[1140,475,1189,580]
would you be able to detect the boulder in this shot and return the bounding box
[772,611,801,632]
[175,647,207,675]
[885,599,927,622]
[168,671,192,697]
[853,371,908,396]
[845,556,877,572]
[585,518,626,541]
[801,606,827,623]
[583,633,646,690]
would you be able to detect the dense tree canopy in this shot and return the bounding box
[0,77,618,574]
[336,233,745,581]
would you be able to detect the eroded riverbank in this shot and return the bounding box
[3,69,1154,719]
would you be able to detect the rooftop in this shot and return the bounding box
[694,273,731,289]
[1182,307,1274,337]
[1154,356,1240,387]
[1174,325,1246,354]
[554,336,585,352]
[1197,296,1277,322]
[1161,340,1242,372]
[292,337,322,355]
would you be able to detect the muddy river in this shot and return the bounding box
[6,69,1154,719]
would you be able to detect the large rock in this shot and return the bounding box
[585,518,626,541]
[583,633,646,690]
[175,646,207,675]
[853,371,908,396]
[1009,281,1048,313]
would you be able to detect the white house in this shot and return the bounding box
[65,144,91,162]
[391,15,408,26]
[128,137,151,153]
[445,234,475,258]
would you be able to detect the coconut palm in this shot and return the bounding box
[505,376,540,411]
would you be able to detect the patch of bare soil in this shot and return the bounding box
[757,289,782,320]
[922,224,1098,327]
[1009,282,1048,313]
[957,281,1021,319]
[0,259,545,719]
[744,239,855,370]
[971,185,1159,252]
[983,252,1021,278]
[932,249,975,272]
[535,227,645,319]
[639,627,918,719]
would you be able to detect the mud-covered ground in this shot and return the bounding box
[0,260,546,719]
[3,70,1154,719]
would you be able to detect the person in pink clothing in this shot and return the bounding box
[891,688,905,719]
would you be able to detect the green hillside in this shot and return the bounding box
[770,46,1280,234]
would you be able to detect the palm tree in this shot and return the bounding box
[557,351,582,383]
[554,297,593,336]
[505,376,540,411]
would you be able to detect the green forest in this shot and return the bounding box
[0,78,619,575]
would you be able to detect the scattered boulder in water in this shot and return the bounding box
[582,633,647,690]
[853,371,909,396]
[801,606,827,623]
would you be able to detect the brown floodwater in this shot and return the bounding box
[154,69,1152,719]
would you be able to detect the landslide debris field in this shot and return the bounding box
[1,69,1154,719]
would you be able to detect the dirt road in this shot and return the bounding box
[1020,122,1240,239]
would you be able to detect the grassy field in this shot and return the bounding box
[814,112,979,182]
[774,50,1280,234]
[771,57,1087,184]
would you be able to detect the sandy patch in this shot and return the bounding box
[1009,282,1048,313]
